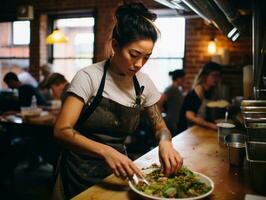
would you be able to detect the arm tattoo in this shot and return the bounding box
[155,128,172,142]
[145,104,172,142]
[145,104,164,127]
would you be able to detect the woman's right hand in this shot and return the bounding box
[206,122,218,130]
[103,146,143,180]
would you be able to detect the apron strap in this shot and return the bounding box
[133,75,144,106]
[77,61,144,125]
[76,59,110,126]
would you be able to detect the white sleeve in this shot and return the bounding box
[140,73,161,107]
[67,70,94,103]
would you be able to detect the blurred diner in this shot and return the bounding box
[3,72,49,107]
[159,69,186,136]
[45,72,69,103]
[177,62,221,133]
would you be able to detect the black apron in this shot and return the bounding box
[60,60,143,199]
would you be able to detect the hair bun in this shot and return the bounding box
[116,2,157,21]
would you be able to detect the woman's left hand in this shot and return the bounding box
[158,140,183,177]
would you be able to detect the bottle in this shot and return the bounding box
[31,95,37,108]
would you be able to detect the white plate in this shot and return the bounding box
[129,168,214,200]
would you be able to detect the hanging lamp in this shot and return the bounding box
[208,38,216,55]
[46,27,68,44]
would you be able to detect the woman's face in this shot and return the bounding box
[205,71,221,87]
[112,39,154,77]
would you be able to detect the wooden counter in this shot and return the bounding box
[72,126,257,200]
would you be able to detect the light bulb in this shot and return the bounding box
[208,40,216,55]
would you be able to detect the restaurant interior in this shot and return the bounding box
[0,0,265,199]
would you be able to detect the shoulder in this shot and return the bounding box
[135,71,153,87]
[136,71,161,107]
[67,60,106,103]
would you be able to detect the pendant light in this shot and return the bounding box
[208,38,216,55]
[46,27,68,44]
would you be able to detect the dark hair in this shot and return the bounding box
[193,62,221,86]
[169,69,185,81]
[201,62,221,76]
[112,2,159,47]
[45,73,67,88]
[3,72,19,84]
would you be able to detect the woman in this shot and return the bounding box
[52,2,183,199]
[177,62,221,133]
[159,69,185,136]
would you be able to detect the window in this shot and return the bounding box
[50,17,95,81]
[13,21,30,45]
[141,11,185,92]
[0,21,30,89]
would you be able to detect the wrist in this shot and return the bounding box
[159,139,172,146]
[156,128,172,142]
[98,144,111,158]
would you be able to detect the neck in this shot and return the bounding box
[109,58,129,78]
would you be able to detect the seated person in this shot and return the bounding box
[18,69,38,87]
[177,62,221,133]
[45,73,69,102]
[38,63,54,101]
[3,72,49,107]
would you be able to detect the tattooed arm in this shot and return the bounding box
[144,103,183,176]
[143,103,171,142]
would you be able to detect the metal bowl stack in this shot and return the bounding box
[241,100,266,194]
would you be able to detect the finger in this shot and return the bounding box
[121,161,133,178]
[114,168,120,177]
[159,157,164,173]
[175,155,183,170]
[169,156,178,175]
[163,156,171,177]
[118,167,127,179]
[130,162,143,178]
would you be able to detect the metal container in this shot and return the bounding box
[206,106,226,122]
[246,146,266,194]
[217,122,235,145]
[225,134,246,166]
[245,123,266,142]
[246,141,266,161]
[241,100,266,107]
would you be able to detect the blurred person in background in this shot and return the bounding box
[39,63,54,100]
[177,62,221,133]
[3,72,48,107]
[18,68,38,87]
[39,63,53,89]
[45,73,69,103]
[159,69,185,136]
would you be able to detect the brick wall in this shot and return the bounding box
[184,18,252,97]
[0,0,252,97]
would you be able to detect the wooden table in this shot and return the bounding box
[0,109,60,165]
[0,109,58,126]
[72,126,258,200]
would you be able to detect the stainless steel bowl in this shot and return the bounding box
[225,134,246,166]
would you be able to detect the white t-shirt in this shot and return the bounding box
[18,71,38,87]
[68,60,160,108]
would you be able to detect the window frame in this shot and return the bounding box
[47,10,96,64]
[150,9,185,69]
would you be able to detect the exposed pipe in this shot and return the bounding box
[181,0,235,37]
[212,0,247,34]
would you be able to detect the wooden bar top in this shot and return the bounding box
[72,126,258,200]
